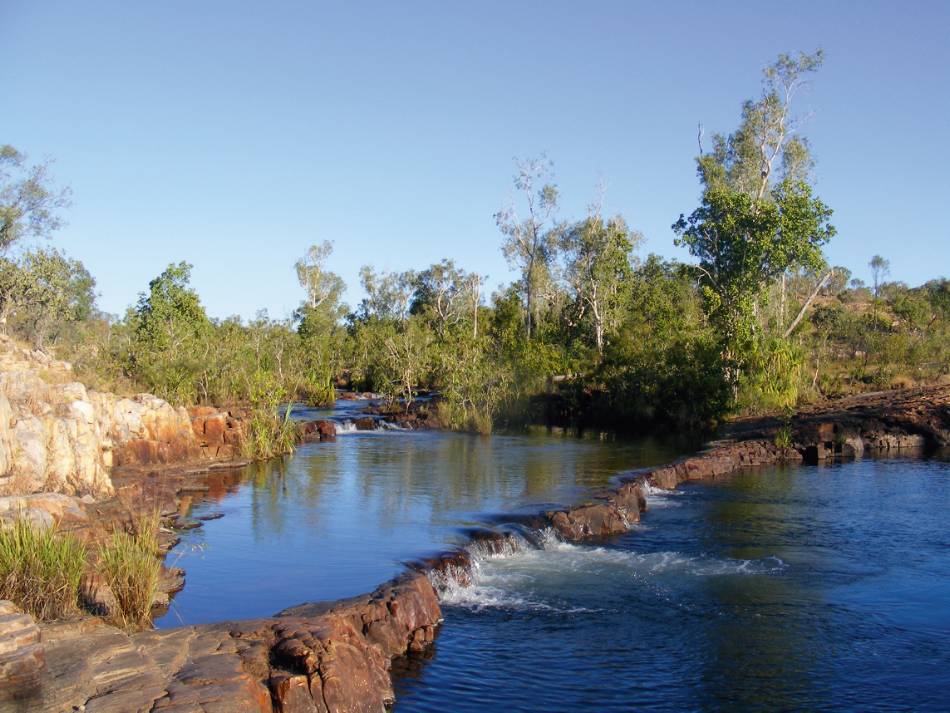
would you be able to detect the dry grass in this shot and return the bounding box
[0,516,87,621]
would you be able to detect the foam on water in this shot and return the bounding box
[643,480,684,508]
[430,525,786,612]
[333,420,358,435]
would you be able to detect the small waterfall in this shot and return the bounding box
[427,529,559,606]
[642,481,682,509]
[333,420,358,435]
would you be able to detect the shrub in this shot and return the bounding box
[774,425,793,449]
[0,517,87,621]
[242,370,297,459]
[98,514,161,630]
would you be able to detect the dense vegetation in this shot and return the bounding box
[1,52,947,436]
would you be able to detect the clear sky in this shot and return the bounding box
[2,1,948,320]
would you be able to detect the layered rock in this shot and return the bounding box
[0,336,245,499]
[188,406,247,460]
[0,601,44,705]
[27,573,441,713]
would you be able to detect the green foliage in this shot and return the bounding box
[98,514,161,630]
[673,180,835,374]
[0,247,96,348]
[736,338,805,413]
[0,145,71,252]
[561,215,638,355]
[0,517,87,621]
[125,262,213,404]
[774,424,793,449]
[242,371,297,459]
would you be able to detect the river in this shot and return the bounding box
[157,400,950,712]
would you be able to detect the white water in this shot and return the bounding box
[430,525,786,612]
[642,480,684,508]
[333,420,359,434]
[332,417,401,434]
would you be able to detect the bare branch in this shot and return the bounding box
[783,269,833,339]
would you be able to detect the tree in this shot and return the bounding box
[410,259,485,339]
[295,241,346,312]
[357,266,415,322]
[0,145,71,253]
[127,262,212,403]
[495,156,561,339]
[294,243,347,405]
[673,181,834,365]
[675,51,835,384]
[697,50,824,201]
[0,248,95,347]
[869,254,890,299]
[561,213,639,356]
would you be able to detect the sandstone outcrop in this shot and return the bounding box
[24,573,441,713]
[188,406,247,460]
[0,601,44,706]
[0,336,248,500]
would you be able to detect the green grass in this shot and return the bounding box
[0,517,87,621]
[243,403,297,459]
[98,513,162,630]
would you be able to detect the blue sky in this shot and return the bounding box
[2,1,948,320]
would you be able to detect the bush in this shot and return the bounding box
[0,517,87,621]
[241,370,298,459]
[98,514,161,630]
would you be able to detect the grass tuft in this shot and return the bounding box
[98,513,162,630]
[0,516,87,621]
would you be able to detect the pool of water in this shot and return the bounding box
[156,411,684,627]
[393,457,950,712]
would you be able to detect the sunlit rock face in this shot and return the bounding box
[0,335,203,498]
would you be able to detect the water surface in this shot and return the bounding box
[394,457,950,712]
[157,411,682,627]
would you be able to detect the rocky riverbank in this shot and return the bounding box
[2,384,947,712]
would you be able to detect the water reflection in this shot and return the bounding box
[157,429,683,627]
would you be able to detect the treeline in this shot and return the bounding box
[1,51,947,435]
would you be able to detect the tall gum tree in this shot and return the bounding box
[495,156,562,340]
[673,50,836,383]
[561,209,640,357]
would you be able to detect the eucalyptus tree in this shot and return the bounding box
[495,155,562,339]
[294,242,348,404]
[0,145,74,337]
[561,212,640,356]
[674,50,835,383]
[411,259,485,339]
[0,145,71,253]
[357,265,416,322]
[0,247,95,348]
[869,255,890,300]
